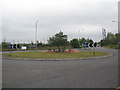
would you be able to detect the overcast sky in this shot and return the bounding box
[1,0,119,43]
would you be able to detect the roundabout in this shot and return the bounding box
[2,47,118,88]
[2,49,110,61]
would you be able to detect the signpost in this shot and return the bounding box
[93,42,97,56]
[13,44,16,49]
[89,42,97,56]
[93,46,95,56]
[21,46,27,50]
[89,43,93,47]
[83,42,88,50]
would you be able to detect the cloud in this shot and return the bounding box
[2,0,118,43]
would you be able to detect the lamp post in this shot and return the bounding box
[78,29,84,48]
[112,20,120,32]
[35,21,38,50]
[78,29,84,38]
[112,21,120,23]
[112,20,119,33]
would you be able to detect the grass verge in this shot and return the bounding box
[2,51,108,59]
[104,44,120,49]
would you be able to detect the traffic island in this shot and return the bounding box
[2,50,111,61]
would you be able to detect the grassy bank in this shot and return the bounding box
[104,44,120,49]
[3,51,108,59]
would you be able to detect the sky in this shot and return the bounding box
[1,0,119,44]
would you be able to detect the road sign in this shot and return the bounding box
[21,46,27,50]
[8,44,13,49]
[83,43,88,48]
[16,44,20,48]
[94,42,97,47]
[89,43,93,47]
[13,44,16,49]
[89,43,97,47]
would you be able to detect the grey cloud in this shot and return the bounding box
[2,1,118,43]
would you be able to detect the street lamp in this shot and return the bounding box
[78,29,84,39]
[112,21,120,23]
[112,20,119,31]
[35,20,38,50]
[78,29,84,47]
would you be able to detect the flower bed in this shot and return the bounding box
[43,50,79,53]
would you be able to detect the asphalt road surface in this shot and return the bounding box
[2,47,118,88]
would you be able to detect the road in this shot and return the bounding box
[2,47,118,88]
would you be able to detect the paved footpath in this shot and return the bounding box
[2,47,118,88]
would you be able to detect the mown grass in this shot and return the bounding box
[2,51,108,59]
[104,44,120,49]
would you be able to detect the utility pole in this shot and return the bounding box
[35,20,38,50]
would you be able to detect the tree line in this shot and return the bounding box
[1,31,95,51]
[99,32,120,49]
[1,31,120,51]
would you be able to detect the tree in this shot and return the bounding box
[79,38,86,47]
[70,38,79,48]
[48,31,68,52]
[100,32,120,46]
[115,33,120,43]
[106,32,116,44]
[37,41,43,47]
[89,39,94,43]
[2,42,10,49]
[79,38,94,47]
[30,41,34,45]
